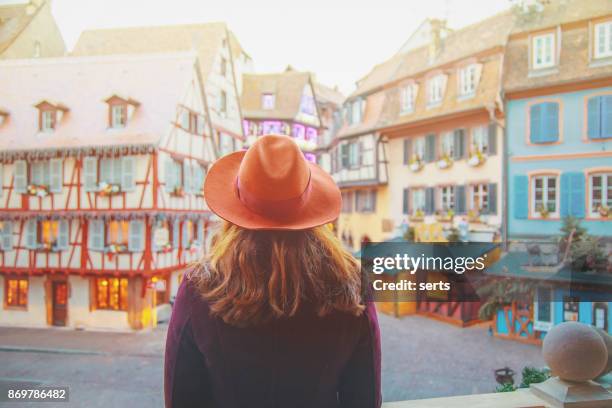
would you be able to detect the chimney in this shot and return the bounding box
[428,19,447,63]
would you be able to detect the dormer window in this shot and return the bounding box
[594,21,612,59]
[427,75,446,107]
[0,109,9,127]
[262,93,275,110]
[35,101,68,132]
[105,95,139,129]
[532,32,556,69]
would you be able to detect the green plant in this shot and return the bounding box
[496,383,517,393]
[560,216,587,242]
[447,227,460,242]
[477,278,534,320]
[570,236,606,271]
[403,226,415,242]
[519,366,550,388]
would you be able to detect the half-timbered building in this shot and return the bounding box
[240,67,323,162]
[0,52,217,330]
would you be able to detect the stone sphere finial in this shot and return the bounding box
[595,328,612,379]
[542,322,607,382]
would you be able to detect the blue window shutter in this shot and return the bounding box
[603,95,612,139]
[514,175,528,219]
[587,96,601,139]
[560,173,570,217]
[425,134,436,163]
[544,102,559,142]
[455,185,466,214]
[488,183,498,215]
[530,104,542,143]
[569,172,585,218]
[487,123,497,155]
[402,188,409,214]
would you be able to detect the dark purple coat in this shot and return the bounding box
[164,278,381,408]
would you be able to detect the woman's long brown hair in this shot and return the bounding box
[188,221,364,327]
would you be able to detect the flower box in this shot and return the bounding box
[436,156,452,169]
[171,186,185,197]
[157,242,173,253]
[27,184,49,197]
[106,243,128,254]
[98,182,122,196]
[409,209,425,222]
[37,241,61,252]
[467,151,486,167]
[409,156,423,172]
[598,205,611,218]
[435,209,455,223]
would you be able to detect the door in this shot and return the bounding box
[52,281,68,326]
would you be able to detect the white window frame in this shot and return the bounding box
[100,157,123,185]
[471,125,489,155]
[412,189,426,214]
[459,64,477,96]
[111,104,126,128]
[594,21,612,59]
[41,110,55,132]
[400,84,416,113]
[440,186,455,211]
[262,93,275,110]
[351,99,364,124]
[531,175,559,217]
[532,32,556,69]
[440,132,454,158]
[470,184,489,212]
[413,137,425,161]
[534,286,554,332]
[427,75,444,106]
[589,172,612,217]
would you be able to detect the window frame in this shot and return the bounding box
[40,109,56,132]
[440,132,455,158]
[110,103,127,129]
[427,75,444,106]
[412,188,426,214]
[400,83,417,114]
[588,172,612,218]
[94,277,128,311]
[470,125,489,155]
[533,286,554,332]
[530,174,559,218]
[4,277,28,309]
[594,21,612,59]
[532,32,556,70]
[440,185,455,211]
[262,93,275,110]
[458,64,477,97]
[355,189,376,213]
[470,183,489,212]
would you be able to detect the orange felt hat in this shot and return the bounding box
[204,134,341,230]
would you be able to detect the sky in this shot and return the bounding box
[53,0,512,95]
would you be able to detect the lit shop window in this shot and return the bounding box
[5,278,28,308]
[95,277,128,311]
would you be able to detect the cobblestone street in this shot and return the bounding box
[0,313,545,407]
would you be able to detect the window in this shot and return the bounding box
[100,158,122,186]
[0,221,13,251]
[152,276,169,305]
[110,104,127,128]
[182,219,203,248]
[593,303,608,331]
[40,110,56,132]
[355,190,376,212]
[219,91,227,115]
[350,99,365,124]
[587,95,612,139]
[262,93,275,110]
[83,156,135,192]
[440,132,454,158]
[529,102,559,143]
[24,219,68,251]
[5,278,28,308]
[440,186,455,211]
[427,75,445,106]
[470,184,489,212]
[300,95,316,115]
[413,137,425,162]
[108,220,129,246]
[471,125,489,155]
[412,189,426,214]
[27,159,64,193]
[594,21,612,59]
[532,33,555,69]
[534,286,554,331]
[459,64,478,96]
[400,84,417,113]
[348,142,360,168]
[341,192,353,213]
[589,173,612,217]
[41,220,60,246]
[563,296,579,322]
[532,175,558,217]
[95,277,128,311]
[165,159,184,193]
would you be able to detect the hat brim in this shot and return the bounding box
[204,151,341,230]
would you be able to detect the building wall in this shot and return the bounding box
[0,1,66,59]
[507,86,612,237]
[337,186,390,251]
[386,120,503,240]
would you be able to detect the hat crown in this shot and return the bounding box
[237,135,310,200]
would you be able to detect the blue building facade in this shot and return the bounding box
[507,87,612,238]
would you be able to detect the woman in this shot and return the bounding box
[165,134,381,408]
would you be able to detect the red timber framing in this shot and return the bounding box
[493,301,542,345]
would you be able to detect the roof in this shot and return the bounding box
[336,90,387,138]
[228,29,250,61]
[486,251,612,287]
[313,82,344,106]
[240,69,312,120]
[72,22,228,81]
[503,0,612,93]
[0,53,199,154]
[349,53,405,98]
[0,0,43,54]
